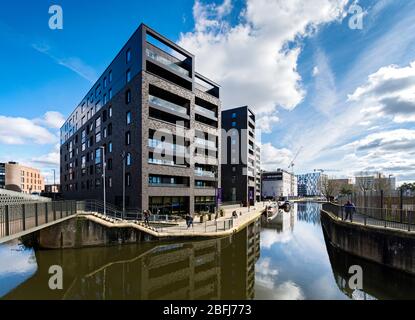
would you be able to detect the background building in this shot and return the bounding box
[261,169,298,199]
[221,106,260,206]
[355,173,396,192]
[297,172,327,197]
[255,145,261,202]
[0,163,5,189]
[60,24,221,215]
[0,162,45,194]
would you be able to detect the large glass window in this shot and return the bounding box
[126,153,131,166]
[126,111,131,124]
[126,69,131,83]
[149,196,189,216]
[95,148,101,164]
[126,49,131,63]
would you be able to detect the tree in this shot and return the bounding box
[340,184,353,196]
[321,179,341,202]
[400,183,415,192]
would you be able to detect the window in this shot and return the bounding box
[126,111,131,124]
[126,69,131,83]
[107,158,113,170]
[109,71,113,82]
[232,112,237,119]
[108,142,113,153]
[108,123,112,136]
[109,106,112,118]
[126,173,131,187]
[103,94,107,105]
[103,77,107,88]
[126,153,131,166]
[109,89,113,100]
[95,85,101,98]
[232,176,236,184]
[108,177,112,188]
[125,131,131,145]
[95,148,102,164]
[232,121,236,127]
[126,48,131,63]
[103,127,107,138]
[125,90,131,104]
[95,132,101,143]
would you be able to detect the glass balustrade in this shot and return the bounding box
[149,95,188,116]
[195,105,217,119]
[146,48,190,77]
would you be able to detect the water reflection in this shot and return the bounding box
[2,220,261,300]
[2,202,415,300]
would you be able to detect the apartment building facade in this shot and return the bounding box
[221,106,260,206]
[60,24,221,215]
[0,162,45,194]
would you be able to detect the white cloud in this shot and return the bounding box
[261,143,293,171]
[179,0,350,119]
[0,114,58,145]
[34,111,65,129]
[348,60,415,123]
[31,143,60,167]
[32,43,98,83]
[256,114,280,134]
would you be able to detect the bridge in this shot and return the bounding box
[0,199,266,246]
[321,202,415,275]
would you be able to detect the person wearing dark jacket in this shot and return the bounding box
[344,201,356,221]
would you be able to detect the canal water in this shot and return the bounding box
[1,202,414,300]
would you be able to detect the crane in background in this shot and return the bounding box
[287,146,303,198]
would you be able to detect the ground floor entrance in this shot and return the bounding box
[149,196,189,216]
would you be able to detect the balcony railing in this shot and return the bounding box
[194,170,216,178]
[148,139,188,154]
[149,95,188,117]
[194,138,217,150]
[149,182,188,188]
[195,105,217,120]
[148,158,179,167]
[146,48,190,77]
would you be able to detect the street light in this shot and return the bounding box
[100,146,106,216]
[121,151,126,218]
[52,169,56,201]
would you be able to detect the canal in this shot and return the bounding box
[1,202,414,300]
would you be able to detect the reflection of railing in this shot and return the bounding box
[149,95,188,115]
[194,138,216,149]
[148,139,187,154]
[195,105,217,119]
[322,202,415,231]
[146,48,190,77]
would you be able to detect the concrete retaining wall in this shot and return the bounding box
[321,209,415,275]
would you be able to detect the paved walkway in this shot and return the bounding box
[327,209,414,233]
[83,202,268,238]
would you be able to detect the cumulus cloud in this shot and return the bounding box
[349,61,415,123]
[31,143,60,167]
[34,111,65,129]
[256,114,280,133]
[179,0,350,120]
[261,143,293,171]
[0,114,59,145]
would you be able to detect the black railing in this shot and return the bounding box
[322,202,415,232]
[0,200,77,239]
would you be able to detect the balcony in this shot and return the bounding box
[149,182,188,188]
[146,47,190,78]
[148,139,188,155]
[148,157,187,168]
[194,138,217,151]
[149,95,189,120]
[195,170,216,178]
[195,105,218,121]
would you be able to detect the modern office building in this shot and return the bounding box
[0,162,45,194]
[221,106,260,206]
[60,24,221,215]
[261,169,298,199]
[297,172,327,197]
[0,163,5,189]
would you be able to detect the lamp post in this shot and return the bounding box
[121,151,126,218]
[52,169,56,201]
[100,146,106,216]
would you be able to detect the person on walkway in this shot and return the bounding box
[185,214,190,228]
[143,210,150,226]
[232,210,238,219]
[344,201,356,221]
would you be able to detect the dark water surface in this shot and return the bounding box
[1,202,414,300]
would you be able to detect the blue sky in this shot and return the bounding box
[0,0,414,184]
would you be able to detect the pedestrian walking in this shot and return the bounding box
[143,210,150,226]
[344,201,356,222]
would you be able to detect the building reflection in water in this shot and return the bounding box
[3,220,261,300]
[296,202,320,225]
[322,228,415,300]
[261,204,297,233]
